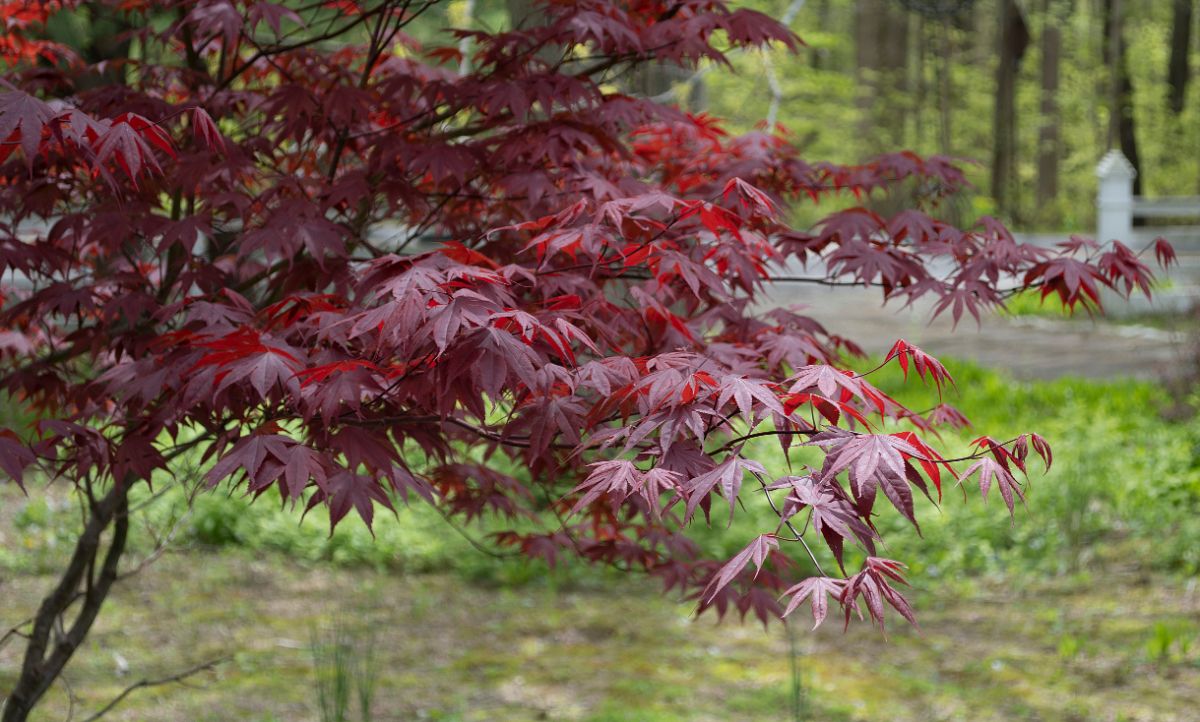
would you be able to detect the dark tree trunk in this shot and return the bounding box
[991,0,1031,217]
[55,2,135,90]
[3,487,130,722]
[1037,1,1063,208]
[1103,0,1143,198]
[1167,0,1193,115]
[915,13,927,148]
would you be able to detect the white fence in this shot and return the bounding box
[1096,149,1200,244]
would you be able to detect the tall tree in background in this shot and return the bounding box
[1167,0,1193,115]
[1036,0,1062,209]
[1103,0,1142,197]
[854,0,910,149]
[991,0,1030,217]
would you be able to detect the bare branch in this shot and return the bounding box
[0,617,33,654]
[79,657,228,722]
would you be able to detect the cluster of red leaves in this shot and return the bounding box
[0,0,1173,630]
[0,1,77,69]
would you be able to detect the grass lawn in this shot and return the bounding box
[3,360,1200,720]
[2,544,1199,721]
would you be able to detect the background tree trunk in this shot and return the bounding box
[855,0,910,151]
[991,0,1031,217]
[1037,0,1063,209]
[1103,0,1143,198]
[1167,0,1193,115]
[937,18,954,155]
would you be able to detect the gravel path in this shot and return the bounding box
[762,282,1190,381]
[758,228,1200,381]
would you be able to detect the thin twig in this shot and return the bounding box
[117,507,192,582]
[61,672,78,722]
[79,657,228,722]
[0,616,33,653]
[750,470,826,577]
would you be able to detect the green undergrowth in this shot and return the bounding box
[3,360,1200,591]
[844,360,1200,578]
[5,362,1200,720]
[998,279,1177,322]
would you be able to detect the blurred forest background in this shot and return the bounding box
[708,0,1200,233]
[5,2,1200,721]
[45,0,1200,229]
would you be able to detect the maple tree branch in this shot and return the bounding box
[326,0,440,182]
[711,427,818,456]
[750,470,827,577]
[60,672,78,722]
[935,436,1027,465]
[116,507,191,583]
[78,656,228,722]
[429,504,521,560]
[3,485,130,722]
[208,6,386,98]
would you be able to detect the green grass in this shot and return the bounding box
[2,555,1198,721]
[998,289,1075,319]
[4,360,1200,720]
[6,358,1198,588]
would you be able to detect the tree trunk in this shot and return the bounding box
[915,13,927,148]
[1037,1,1062,208]
[1103,0,1143,198]
[855,0,910,151]
[1167,0,1193,115]
[991,0,1031,217]
[3,487,130,722]
[938,18,954,155]
[810,0,831,69]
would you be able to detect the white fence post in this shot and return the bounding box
[1096,149,1136,243]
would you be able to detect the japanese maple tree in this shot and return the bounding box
[0,0,1174,718]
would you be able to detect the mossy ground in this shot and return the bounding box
[3,541,1199,722]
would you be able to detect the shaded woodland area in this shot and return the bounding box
[694,0,1200,230]
[42,0,1200,229]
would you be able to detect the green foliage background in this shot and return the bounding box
[704,0,1200,231]
[7,361,1199,590]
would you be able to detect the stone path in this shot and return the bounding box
[763,271,1193,383]
[757,227,1200,382]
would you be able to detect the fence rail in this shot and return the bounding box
[1133,197,1200,219]
[1096,149,1200,243]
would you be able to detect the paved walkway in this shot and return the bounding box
[762,282,1189,382]
[758,228,1200,382]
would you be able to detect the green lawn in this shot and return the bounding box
[2,549,1198,721]
[3,360,1200,720]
